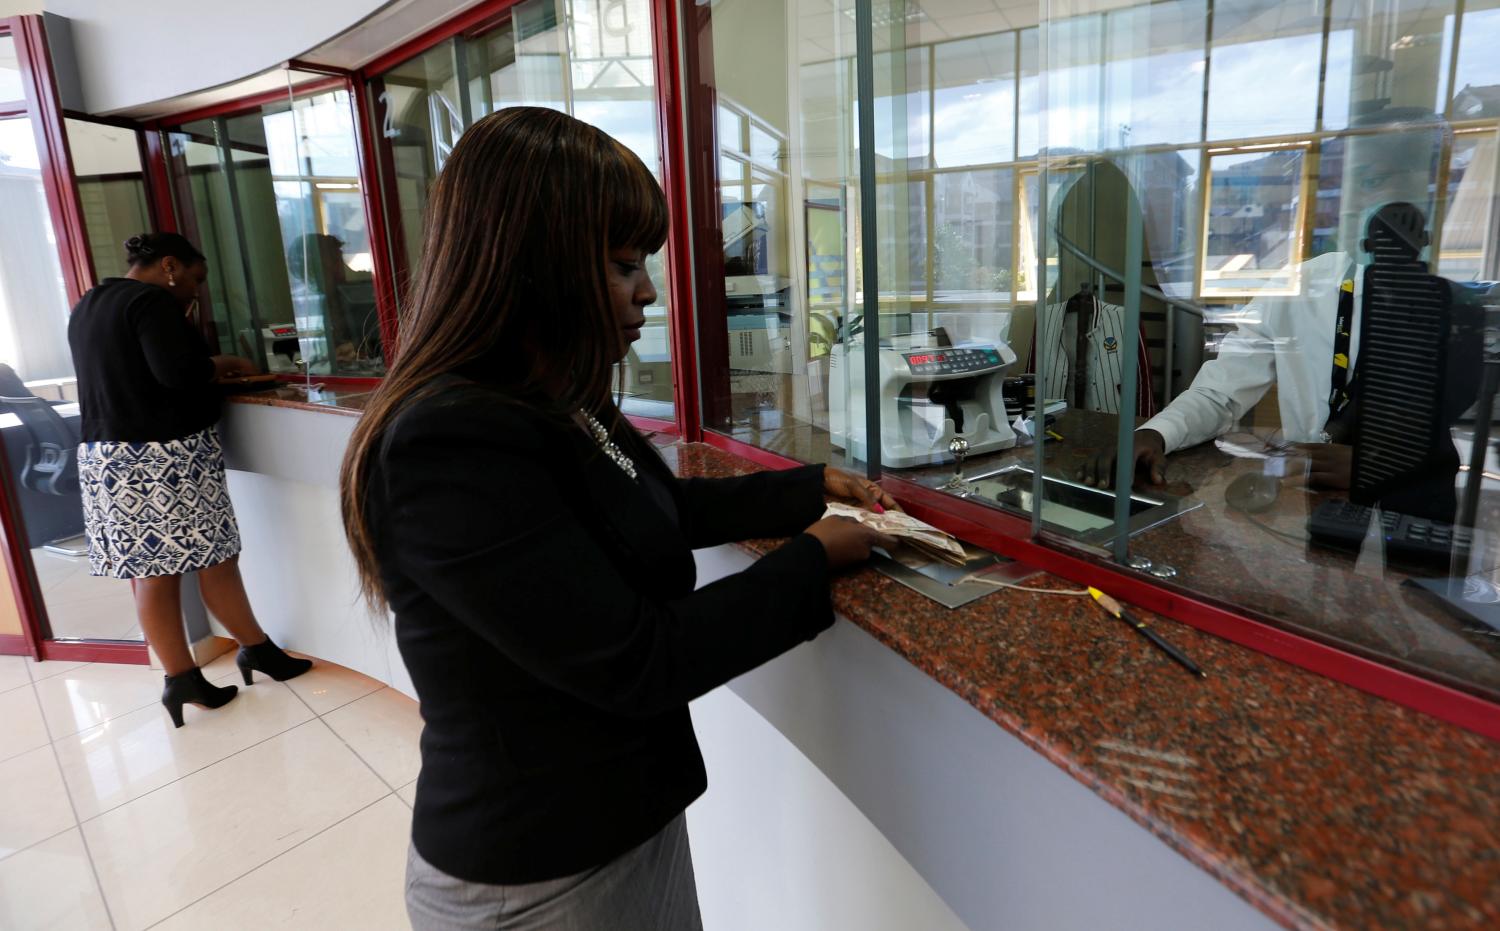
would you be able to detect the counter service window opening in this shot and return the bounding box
[683,0,1500,709]
[164,86,383,379]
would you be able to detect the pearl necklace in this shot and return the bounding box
[581,411,638,481]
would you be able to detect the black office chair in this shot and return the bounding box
[0,363,29,398]
[4,395,81,496]
[0,390,87,555]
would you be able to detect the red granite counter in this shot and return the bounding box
[663,441,1500,931]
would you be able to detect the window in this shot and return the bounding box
[367,0,674,420]
[165,88,383,378]
[64,119,151,282]
[1201,147,1309,296]
[685,0,1500,712]
[0,34,21,102]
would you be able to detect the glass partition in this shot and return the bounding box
[165,87,383,379]
[366,0,675,421]
[64,118,151,282]
[684,0,1500,706]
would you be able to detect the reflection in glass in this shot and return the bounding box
[1206,0,1322,140]
[1201,148,1307,296]
[933,33,1016,168]
[65,119,151,281]
[167,91,381,379]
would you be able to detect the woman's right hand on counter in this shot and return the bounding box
[805,516,898,570]
[211,355,259,379]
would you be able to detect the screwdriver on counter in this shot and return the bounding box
[1087,587,1206,678]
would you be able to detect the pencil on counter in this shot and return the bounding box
[1087,587,1206,678]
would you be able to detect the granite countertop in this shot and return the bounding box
[895,409,1500,703]
[225,384,373,416]
[662,441,1500,931]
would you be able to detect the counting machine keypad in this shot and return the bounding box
[903,348,1005,376]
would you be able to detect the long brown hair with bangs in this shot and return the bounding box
[340,106,668,608]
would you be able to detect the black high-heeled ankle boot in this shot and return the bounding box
[161,667,238,728]
[237,638,313,684]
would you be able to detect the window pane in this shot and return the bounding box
[1206,0,1322,140]
[166,122,260,367]
[1438,129,1498,281]
[65,119,151,281]
[933,169,1013,302]
[933,33,1016,167]
[1325,0,1455,132]
[0,35,21,102]
[0,118,132,643]
[1202,148,1307,296]
[1101,0,1206,147]
[370,41,460,275]
[370,0,675,418]
[257,91,381,378]
[0,118,71,384]
[167,91,383,380]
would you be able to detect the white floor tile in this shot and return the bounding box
[0,686,51,764]
[0,655,30,694]
[282,657,381,715]
[27,659,91,682]
[153,795,413,931]
[0,746,76,860]
[0,829,111,931]
[322,688,423,787]
[55,678,315,821]
[83,720,389,931]
[397,780,417,808]
[33,661,166,739]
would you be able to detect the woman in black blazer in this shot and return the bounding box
[340,107,896,929]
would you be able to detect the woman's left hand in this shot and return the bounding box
[824,468,902,513]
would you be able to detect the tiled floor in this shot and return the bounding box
[30,548,141,642]
[0,652,420,930]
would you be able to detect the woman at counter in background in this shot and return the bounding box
[340,107,898,930]
[69,233,313,728]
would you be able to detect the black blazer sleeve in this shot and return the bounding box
[673,466,828,550]
[377,400,834,719]
[131,292,215,390]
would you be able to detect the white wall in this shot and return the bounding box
[688,686,973,931]
[38,0,387,114]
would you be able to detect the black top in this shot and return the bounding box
[68,278,218,443]
[370,378,832,884]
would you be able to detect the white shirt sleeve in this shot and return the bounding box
[1139,299,1281,453]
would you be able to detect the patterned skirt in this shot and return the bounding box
[78,427,242,579]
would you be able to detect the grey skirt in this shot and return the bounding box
[405,814,703,931]
[78,427,242,579]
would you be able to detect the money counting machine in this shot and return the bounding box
[829,332,1019,468]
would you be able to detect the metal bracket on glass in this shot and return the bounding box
[938,437,980,497]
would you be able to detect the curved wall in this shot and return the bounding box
[32,0,387,114]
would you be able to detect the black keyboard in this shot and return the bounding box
[1307,499,1472,572]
